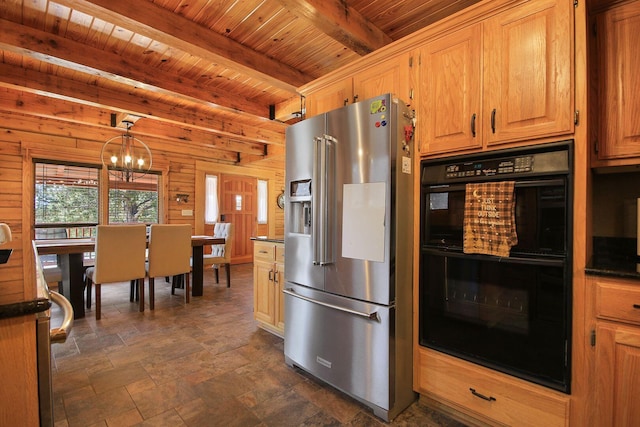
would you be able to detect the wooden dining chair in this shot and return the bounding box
[201,222,234,287]
[146,224,192,309]
[84,224,147,320]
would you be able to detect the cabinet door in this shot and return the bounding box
[596,2,640,159]
[254,260,275,325]
[595,323,640,426]
[418,24,482,155]
[305,78,353,117]
[353,53,411,105]
[483,0,573,145]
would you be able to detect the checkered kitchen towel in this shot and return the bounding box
[463,181,517,257]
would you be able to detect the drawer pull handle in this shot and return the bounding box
[259,250,269,254]
[634,304,640,309]
[469,388,496,402]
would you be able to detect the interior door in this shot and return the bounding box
[220,174,256,264]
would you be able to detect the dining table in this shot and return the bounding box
[34,235,224,319]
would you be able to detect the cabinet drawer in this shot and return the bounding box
[275,244,285,264]
[254,241,275,262]
[417,348,569,427]
[596,281,640,326]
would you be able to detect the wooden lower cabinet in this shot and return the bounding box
[589,276,640,426]
[415,347,570,426]
[253,240,285,337]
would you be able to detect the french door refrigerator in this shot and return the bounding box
[283,93,416,421]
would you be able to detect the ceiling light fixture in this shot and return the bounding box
[100,120,152,182]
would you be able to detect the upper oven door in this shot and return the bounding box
[422,177,568,256]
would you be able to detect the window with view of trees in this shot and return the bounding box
[35,162,100,228]
[35,162,160,233]
[108,172,159,224]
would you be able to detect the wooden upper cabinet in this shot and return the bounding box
[483,0,573,146]
[596,1,640,160]
[305,78,353,118]
[353,52,413,106]
[418,24,483,155]
[418,0,573,157]
[304,53,413,118]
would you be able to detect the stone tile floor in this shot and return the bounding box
[51,263,467,426]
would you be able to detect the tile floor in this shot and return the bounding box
[51,263,467,427]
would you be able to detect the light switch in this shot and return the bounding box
[181,209,193,217]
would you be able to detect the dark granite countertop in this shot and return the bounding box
[585,260,640,281]
[0,298,51,319]
[586,236,640,280]
[251,236,284,244]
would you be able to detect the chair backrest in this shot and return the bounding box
[35,228,68,239]
[93,224,147,284]
[208,223,233,262]
[147,224,192,277]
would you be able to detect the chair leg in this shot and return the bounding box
[214,266,219,284]
[85,277,92,309]
[138,278,145,313]
[185,273,190,304]
[225,263,231,288]
[95,283,101,320]
[149,277,155,311]
[130,280,135,302]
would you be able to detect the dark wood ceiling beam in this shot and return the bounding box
[276,0,393,55]
[52,0,310,91]
[0,18,274,120]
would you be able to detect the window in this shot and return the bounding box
[205,175,219,223]
[257,179,268,224]
[108,172,159,224]
[35,162,100,266]
[35,162,99,234]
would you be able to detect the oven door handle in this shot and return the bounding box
[50,291,73,344]
[427,178,566,193]
[422,248,565,267]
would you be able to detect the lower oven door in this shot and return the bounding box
[419,249,570,393]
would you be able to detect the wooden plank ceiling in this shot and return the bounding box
[0,0,481,167]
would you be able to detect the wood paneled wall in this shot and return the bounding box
[0,110,285,305]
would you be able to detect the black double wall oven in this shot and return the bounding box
[419,141,573,393]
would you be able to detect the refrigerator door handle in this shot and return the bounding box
[312,135,336,266]
[283,288,379,321]
[312,136,323,265]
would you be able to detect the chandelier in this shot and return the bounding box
[100,120,152,182]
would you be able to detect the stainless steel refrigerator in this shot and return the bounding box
[283,93,416,421]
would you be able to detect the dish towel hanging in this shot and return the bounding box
[463,181,517,257]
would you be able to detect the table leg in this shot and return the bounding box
[191,245,204,296]
[58,253,86,319]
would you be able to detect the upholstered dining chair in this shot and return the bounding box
[201,222,234,287]
[84,224,147,320]
[146,223,192,309]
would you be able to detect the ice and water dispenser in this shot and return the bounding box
[288,179,312,235]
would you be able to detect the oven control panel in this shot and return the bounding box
[421,141,571,185]
[444,155,534,179]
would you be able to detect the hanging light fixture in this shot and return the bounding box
[100,119,152,182]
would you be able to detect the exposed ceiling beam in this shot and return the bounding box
[0,18,274,120]
[0,62,285,145]
[276,0,393,55]
[51,0,311,91]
